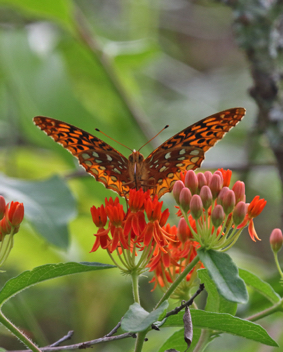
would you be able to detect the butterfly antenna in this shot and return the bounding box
[95,128,133,152]
[138,125,169,152]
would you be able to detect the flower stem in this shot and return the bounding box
[0,309,41,352]
[247,299,283,321]
[155,255,200,309]
[273,252,283,279]
[131,271,140,304]
[134,330,147,352]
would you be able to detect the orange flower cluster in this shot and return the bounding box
[90,188,200,287]
[173,169,266,250]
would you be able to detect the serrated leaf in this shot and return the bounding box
[158,328,201,352]
[198,269,237,315]
[121,301,169,333]
[198,249,248,303]
[0,262,115,306]
[239,268,281,304]
[0,173,76,248]
[163,310,278,347]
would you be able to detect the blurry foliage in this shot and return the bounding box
[0,0,281,351]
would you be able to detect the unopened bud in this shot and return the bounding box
[232,181,246,203]
[214,171,224,187]
[178,217,191,243]
[217,187,230,206]
[184,170,198,195]
[197,173,207,190]
[173,180,185,205]
[179,188,192,213]
[204,171,213,186]
[190,195,203,220]
[0,196,5,219]
[7,201,24,227]
[232,201,247,226]
[222,190,236,215]
[270,228,283,253]
[210,174,222,198]
[200,186,213,210]
[211,205,225,228]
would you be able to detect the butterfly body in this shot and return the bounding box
[33,107,246,199]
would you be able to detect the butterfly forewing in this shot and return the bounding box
[33,117,131,196]
[145,107,246,198]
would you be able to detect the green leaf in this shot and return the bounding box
[0,173,76,248]
[158,327,201,352]
[0,0,74,30]
[198,249,248,303]
[239,268,281,304]
[121,301,169,333]
[0,262,115,306]
[163,310,278,347]
[198,269,237,315]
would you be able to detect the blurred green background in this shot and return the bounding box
[0,1,282,351]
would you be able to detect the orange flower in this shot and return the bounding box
[237,196,267,241]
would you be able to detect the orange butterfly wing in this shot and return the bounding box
[33,117,131,197]
[145,107,246,198]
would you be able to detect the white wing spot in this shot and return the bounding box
[95,159,103,164]
[191,157,199,163]
[179,149,186,155]
[177,156,186,161]
[106,154,113,161]
[159,166,167,172]
[99,166,106,170]
[82,153,90,159]
[165,152,171,160]
[111,175,118,182]
[92,151,99,158]
[155,164,159,168]
[176,163,184,167]
[154,159,159,164]
[113,168,122,174]
[186,164,195,170]
[190,150,200,156]
[85,161,92,167]
[167,173,174,179]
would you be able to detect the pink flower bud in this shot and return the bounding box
[270,228,283,253]
[173,180,185,205]
[184,170,198,195]
[232,201,247,226]
[197,173,207,190]
[0,196,6,219]
[211,205,225,228]
[178,217,191,243]
[222,190,236,215]
[200,186,212,210]
[217,187,230,206]
[179,188,192,213]
[204,171,213,186]
[214,170,224,187]
[232,181,246,203]
[7,202,24,227]
[190,195,203,220]
[210,174,222,198]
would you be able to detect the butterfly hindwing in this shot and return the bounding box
[145,107,246,198]
[33,116,131,196]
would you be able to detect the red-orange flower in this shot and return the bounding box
[237,195,267,241]
[6,201,24,227]
[142,196,171,250]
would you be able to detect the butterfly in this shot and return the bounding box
[33,107,245,199]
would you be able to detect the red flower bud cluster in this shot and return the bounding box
[173,169,266,249]
[0,196,24,240]
[0,196,24,267]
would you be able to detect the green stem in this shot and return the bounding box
[131,271,140,304]
[247,299,283,321]
[155,255,200,309]
[134,330,147,352]
[0,309,41,352]
[273,252,283,279]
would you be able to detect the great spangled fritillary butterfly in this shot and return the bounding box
[33,107,245,199]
